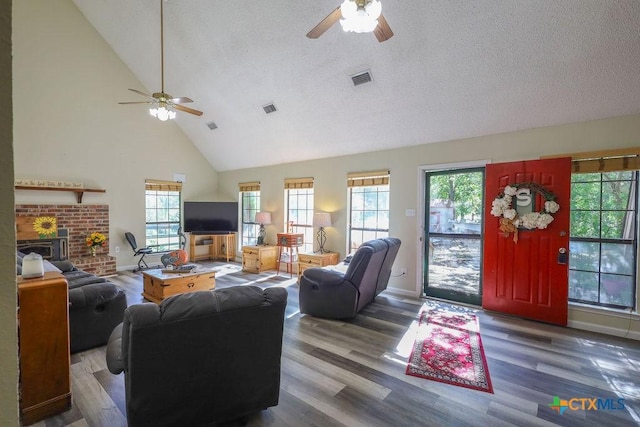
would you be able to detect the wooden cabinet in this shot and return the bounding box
[242,245,277,273]
[142,269,216,304]
[189,233,236,262]
[18,272,71,425]
[298,252,340,281]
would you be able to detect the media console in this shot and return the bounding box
[189,233,236,263]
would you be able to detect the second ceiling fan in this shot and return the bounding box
[119,0,203,121]
[307,0,393,42]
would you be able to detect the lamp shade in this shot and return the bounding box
[313,212,332,228]
[255,211,272,225]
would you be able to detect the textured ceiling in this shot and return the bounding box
[71,0,640,171]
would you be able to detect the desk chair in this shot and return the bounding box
[124,232,153,272]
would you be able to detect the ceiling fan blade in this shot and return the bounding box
[118,101,154,105]
[169,97,193,104]
[373,13,394,42]
[307,6,342,39]
[128,88,156,100]
[172,103,203,116]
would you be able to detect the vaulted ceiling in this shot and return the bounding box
[71,0,640,171]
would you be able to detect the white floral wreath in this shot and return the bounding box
[490,183,559,241]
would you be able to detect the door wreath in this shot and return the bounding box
[490,182,559,242]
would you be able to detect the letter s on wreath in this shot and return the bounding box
[490,182,559,242]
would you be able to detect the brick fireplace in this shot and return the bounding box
[15,204,116,276]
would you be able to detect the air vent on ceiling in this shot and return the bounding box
[351,70,372,86]
[206,121,218,130]
[262,103,277,114]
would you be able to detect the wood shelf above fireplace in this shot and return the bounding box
[15,186,106,204]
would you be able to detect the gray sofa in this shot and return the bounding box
[106,285,288,427]
[298,237,401,319]
[17,252,127,353]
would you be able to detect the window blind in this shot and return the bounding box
[145,179,182,191]
[543,148,640,174]
[284,177,314,189]
[347,170,390,187]
[239,181,260,192]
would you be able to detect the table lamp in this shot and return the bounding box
[313,212,332,253]
[255,211,271,245]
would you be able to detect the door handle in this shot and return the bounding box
[557,248,567,264]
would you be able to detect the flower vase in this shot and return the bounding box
[90,246,97,257]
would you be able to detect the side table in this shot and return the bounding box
[242,245,277,273]
[298,252,340,281]
[276,233,304,277]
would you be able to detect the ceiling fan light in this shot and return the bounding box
[339,0,381,33]
[340,0,358,19]
[149,105,175,121]
[366,0,382,20]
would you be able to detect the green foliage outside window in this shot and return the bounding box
[145,190,181,252]
[429,170,484,223]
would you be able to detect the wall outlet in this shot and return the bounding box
[401,268,407,275]
[115,246,120,253]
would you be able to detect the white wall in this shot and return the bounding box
[217,114,640,339]
[12,0,219,269]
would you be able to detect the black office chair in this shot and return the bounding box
[125,232,153,272]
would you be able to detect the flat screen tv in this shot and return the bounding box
[183,201,239,234]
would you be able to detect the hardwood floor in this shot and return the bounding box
[35,263,640,427]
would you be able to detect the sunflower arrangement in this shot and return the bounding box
[86,232,107,247]
[32,216,57,238]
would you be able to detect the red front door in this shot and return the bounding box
[482,158,571,326]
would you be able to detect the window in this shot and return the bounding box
[569,171,637,309]
[347,170,390,252]
[568,150,639,310]
[145,180,182,252]
[239,181,261,247]
[285,178,314,253]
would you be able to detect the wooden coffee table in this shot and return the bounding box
[142,268,216,304]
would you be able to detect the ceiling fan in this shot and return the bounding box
[119,0,203,121]
[307,0,393,42]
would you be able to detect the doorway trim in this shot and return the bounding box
[416,160,490,297]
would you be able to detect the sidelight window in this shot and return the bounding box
[569,171,637,309]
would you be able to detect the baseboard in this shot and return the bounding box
[568,320,640,341]
[384,286,419,299]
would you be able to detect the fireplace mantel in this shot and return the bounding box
[15,186,105,204]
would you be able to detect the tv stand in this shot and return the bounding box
[189,233,236,263]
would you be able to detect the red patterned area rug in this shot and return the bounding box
[405,309,493,393]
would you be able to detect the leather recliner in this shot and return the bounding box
[299,238,401,319]
[106,285,288,427]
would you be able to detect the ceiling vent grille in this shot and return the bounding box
[206,121,218,130]
[262,103,277,114]
[351,70,372,86]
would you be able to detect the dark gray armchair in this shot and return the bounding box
[299,238,401,319]
[106,285,288,427]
